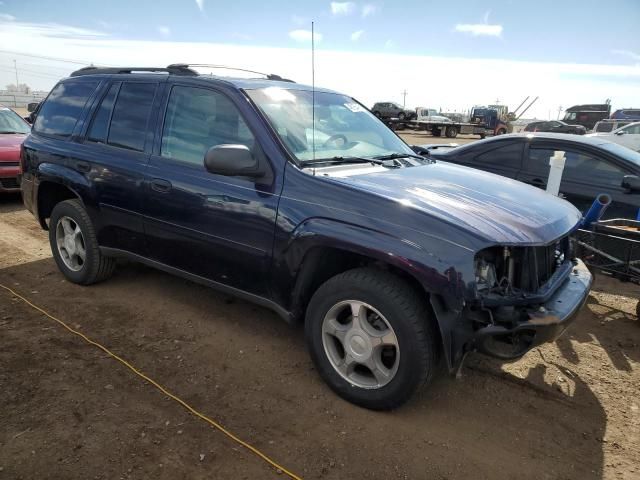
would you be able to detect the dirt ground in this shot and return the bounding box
[1,193,639,480]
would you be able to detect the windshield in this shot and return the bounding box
[246,87,414,162]
[0,108,30,134]
[595,122,614,132]
[599,141,640,168]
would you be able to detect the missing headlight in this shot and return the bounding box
[475,258,497,292]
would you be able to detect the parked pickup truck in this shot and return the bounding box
[21,65,592,409]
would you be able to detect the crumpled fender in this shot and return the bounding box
[280,217,471,369]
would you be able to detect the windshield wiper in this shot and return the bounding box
[373,152,427,161]
[302,156,388,167]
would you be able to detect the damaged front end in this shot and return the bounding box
[467,236,592,359]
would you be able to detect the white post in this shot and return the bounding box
[546,150,566,196]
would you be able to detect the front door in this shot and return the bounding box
[142,84,280,297]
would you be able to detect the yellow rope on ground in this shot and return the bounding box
[0,283,302,480]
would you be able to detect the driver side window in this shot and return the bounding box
[161,86,254,166]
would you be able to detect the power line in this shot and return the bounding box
[0,49,115,67]
[12,61,71,72]
[0,65,61,80]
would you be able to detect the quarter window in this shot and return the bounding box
[87,83,119,143]
[473,143,522,169]
[107,83,157,152]
[161,86,255,165]
[33,80,98,138]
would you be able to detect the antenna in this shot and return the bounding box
[311,21,316,161]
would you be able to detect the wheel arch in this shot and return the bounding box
[35,164,93,230]
[282,220,455,365]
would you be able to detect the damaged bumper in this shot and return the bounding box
[473,259,592,359]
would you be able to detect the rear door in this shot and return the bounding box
[76,79,161,254]
[519,141,638,218]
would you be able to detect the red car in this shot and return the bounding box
[0,105,31,193]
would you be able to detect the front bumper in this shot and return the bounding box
[0,165,21,192]
[473,259,592,359]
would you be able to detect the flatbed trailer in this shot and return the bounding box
[384,118,494,138]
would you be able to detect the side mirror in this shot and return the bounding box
[204,144,264,178]
[27,102,40,113]
[24,116,32,124]
[615,130,625,136]
[621,175,640,192]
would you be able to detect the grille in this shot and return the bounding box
[0,161,20,167]
[0,177,20,189]
[533,243,558,286]
[514,239,566,292]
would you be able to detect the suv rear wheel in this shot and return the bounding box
[305,268,437,410]
[49,199,115,285]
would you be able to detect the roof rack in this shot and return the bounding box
[70,65,198,77]
[168,64,295,82]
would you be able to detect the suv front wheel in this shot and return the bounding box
[305,268,437,410]
[49,199,115,285]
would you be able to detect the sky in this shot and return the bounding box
[0,0,639,119]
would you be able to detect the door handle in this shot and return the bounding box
[150,178,172,193]
[76,161,91,173]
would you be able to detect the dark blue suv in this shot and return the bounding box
[21,65,592,409]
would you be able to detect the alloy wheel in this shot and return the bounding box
[321,300,400,389]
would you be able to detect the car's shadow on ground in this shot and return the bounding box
[1,258,608,479]
[0,193,24,213]
[555,280,640,372]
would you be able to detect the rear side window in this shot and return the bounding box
[33,80,98,137]
[87,83,119,143]
[107,82,157,151]
[473,143,522,169]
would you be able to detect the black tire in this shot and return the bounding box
[373,111,381,118]
[445,126,458,138]
[49,199,115,285]
[398,112,406,120]
[496,128,507,135]
[432,128,442,137]
[305,267,438,410]
[479,133,486,139]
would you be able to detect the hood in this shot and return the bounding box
[327,161,582,245]
[0,133,27,162]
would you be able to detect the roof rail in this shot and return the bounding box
[70,65,199,77]
[168,64,295,82]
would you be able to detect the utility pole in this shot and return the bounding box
[401,89,408,107]
[13,59,19,90]
[557,106,562,120]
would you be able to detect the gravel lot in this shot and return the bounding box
[1,187,638,479]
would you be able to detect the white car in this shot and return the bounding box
[586,121,640,151]
[415,107,452,123]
